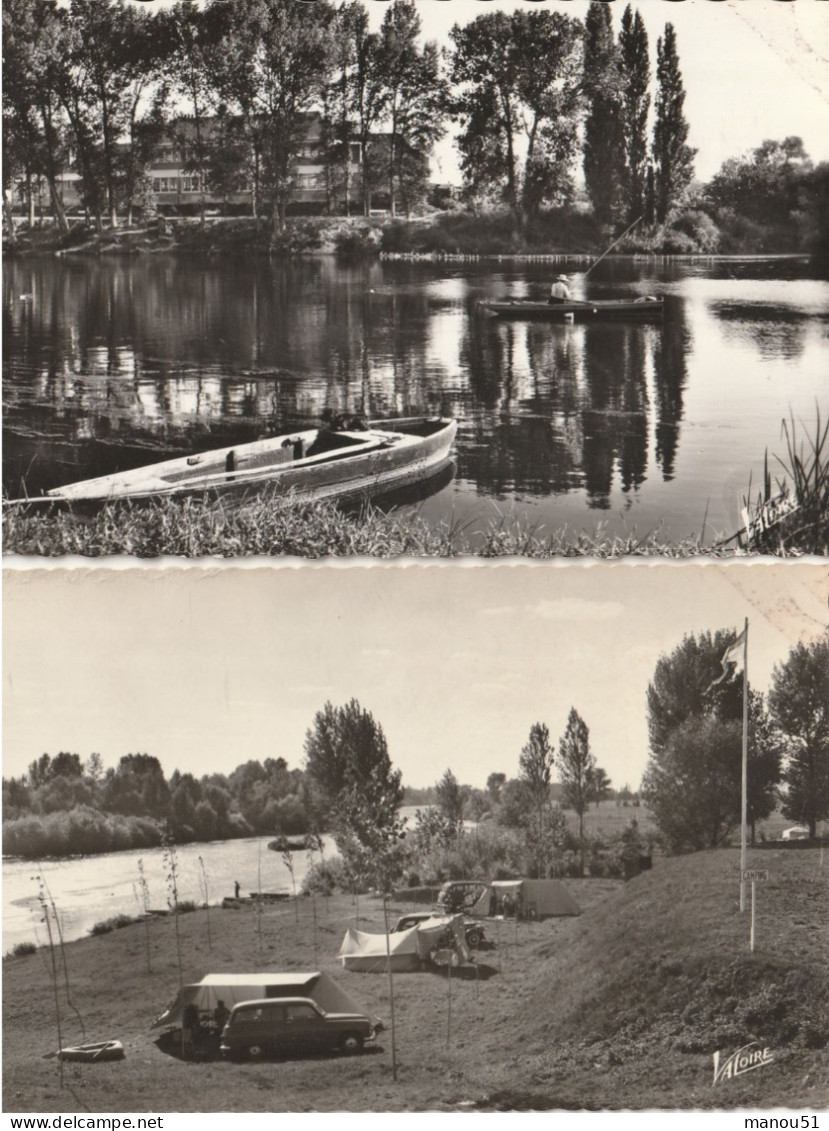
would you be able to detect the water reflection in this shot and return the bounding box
[3,255,827,541]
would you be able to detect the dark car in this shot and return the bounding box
[219,997,377,1062]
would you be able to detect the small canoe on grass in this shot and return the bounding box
[58,1040,125,1062]
[477,297,664,322]
[36,417,457,507]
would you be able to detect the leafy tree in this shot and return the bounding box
[375,2,448,217]
[104,753,170,819]
[2,0,70,234]
[449,9,583,220]
[643,715,743,852]
[84,752,105,784]
[55,0,165,229]
[319,2,364,215]
[652,22,695,223]
[2,776,32,815]
[434,768,464,836]
[618,4,650,224]
[588,766,612,808]
[768,635,829,837]
[209,0,336,231]
[582,2,624,226]
[705,137,813,251]
[646,629,744,757]
[170,771,202,834]
[557,707,596,875]
[28,752,84,785]
[340,3,388,216]
[644,631,782,851]
[463,788,490,823]
[486,772,506,805]
[157,2,228,224]
[496,777,532,830]
[798,161,829,258]
[303,698,404,836]
[746,690,782,843]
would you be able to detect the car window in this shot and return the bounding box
[235,1004,282,1023]
[285,1003,318,1022]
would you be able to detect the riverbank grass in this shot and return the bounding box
[2,491,719,559]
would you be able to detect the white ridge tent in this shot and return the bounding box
[151,972,377,1029]
[338,914,468,973]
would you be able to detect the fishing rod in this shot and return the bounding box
[581,216,643,280]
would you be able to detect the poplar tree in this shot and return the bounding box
[618,5,650,224]
[652,22,696,223]
[558,708,596,877]
[519,722,557,878]
[582,1,624,226]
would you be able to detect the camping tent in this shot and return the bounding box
[437,878,581,918]
[151,972,377,1030]
[484,880,581,919]
[338,915,468,973]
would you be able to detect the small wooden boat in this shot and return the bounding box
[40,417,457,506]
[477,297,664,321]
[58,1040,125,1062]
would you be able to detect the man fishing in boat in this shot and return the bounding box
[548,274,573,305]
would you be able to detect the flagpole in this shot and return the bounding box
[740,617,749,912]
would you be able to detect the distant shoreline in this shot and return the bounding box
[4,212,818,262]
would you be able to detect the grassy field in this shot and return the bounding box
[4,847,826,1113]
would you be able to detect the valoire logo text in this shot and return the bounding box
[713,1042,774,1085]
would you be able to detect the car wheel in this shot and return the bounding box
[339,1032,364,1055]
[466,928,483,948]
[245,1044,265,1060]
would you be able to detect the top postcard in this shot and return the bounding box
[3,0,828,559]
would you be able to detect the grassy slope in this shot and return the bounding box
[3,850,826,1113]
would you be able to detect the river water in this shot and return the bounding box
[3,253,827,543]
[2,835,335,954]
[3,809,434,952]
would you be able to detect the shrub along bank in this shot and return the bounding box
[8,201,819,261]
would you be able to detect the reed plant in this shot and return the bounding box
[161,828,184,988]
[197,856,212,951]
[743,408,829,555]
[136,859,152,972]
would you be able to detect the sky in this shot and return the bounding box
[4,562,827,792]
[404,0,829,184]
[124,0,829,184]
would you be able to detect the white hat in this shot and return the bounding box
[556,274,570,282]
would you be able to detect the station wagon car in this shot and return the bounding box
[219,996,377,1062]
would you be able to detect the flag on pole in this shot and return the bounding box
[708,629,747,690]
